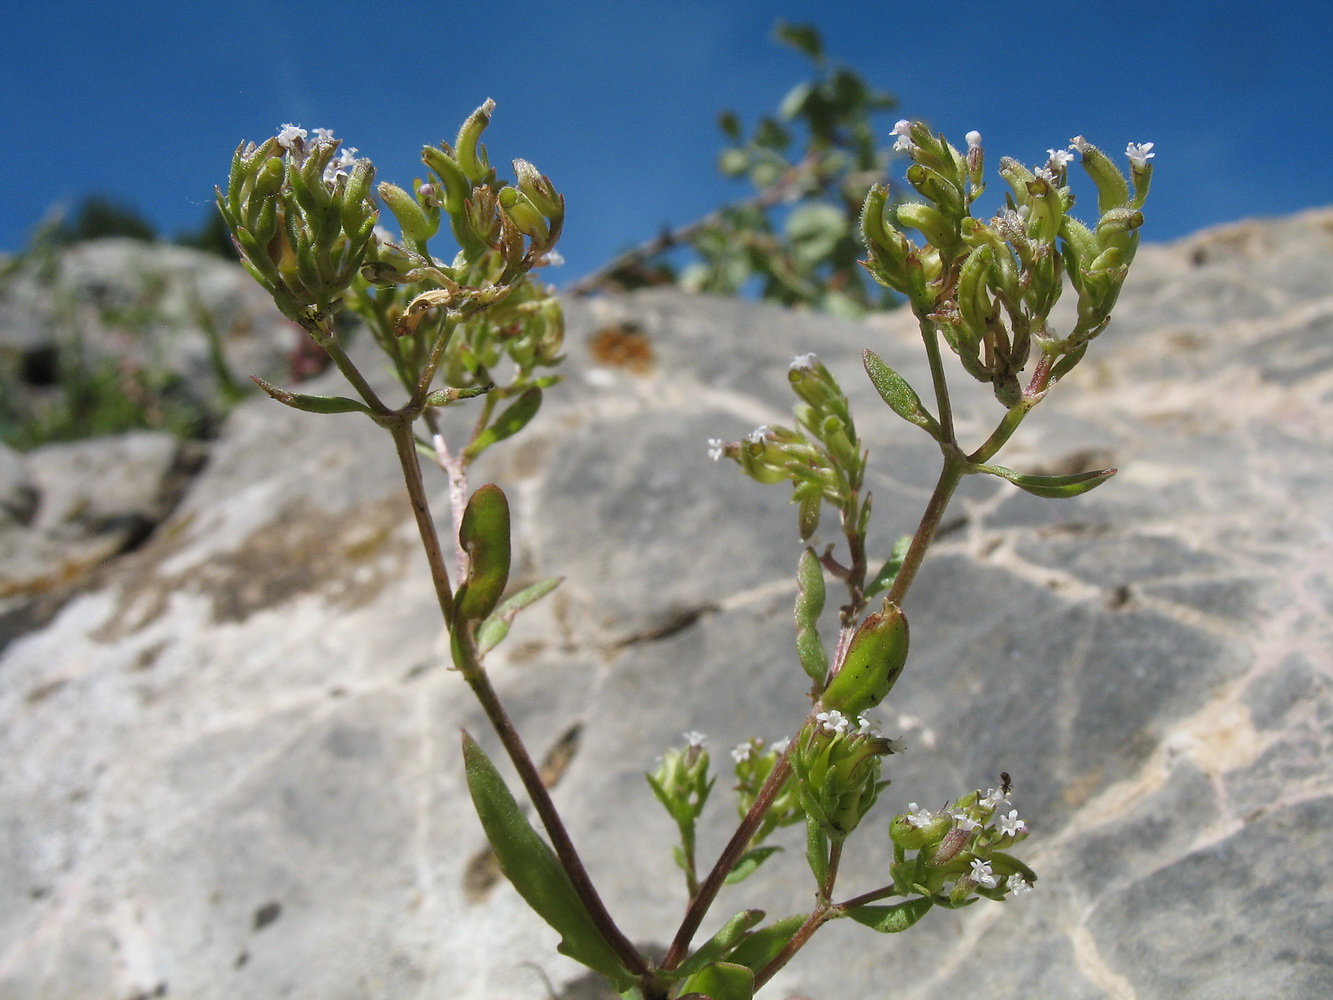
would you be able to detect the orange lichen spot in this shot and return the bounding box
[588,323,654,375]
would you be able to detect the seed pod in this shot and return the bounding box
[820,600,909,716]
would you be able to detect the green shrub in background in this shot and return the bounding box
[572,22,901,317]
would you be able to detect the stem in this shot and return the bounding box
[390,415,648,978]
[389,419,454,623]
[753,906,834,992]
[662,747,795,970]
[460,635,651,977]
[884,456,965,607]
[309,321,392,414]
[919,320,956,446]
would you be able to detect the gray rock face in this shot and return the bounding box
[1,209,1330,999]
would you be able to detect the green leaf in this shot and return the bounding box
[862,351,940,437]
[971,462,1117,498]
[677,962,754,1000]
[463,385,543,460]
[455,484,511,624]
[794,547,828,685]
[846,897,935,932]
[725,846,783,885]
[672,909,766,980]
[773,21,824,64]
[461,732,637,990]
[864,534,911,599]
[805,814,829,887]
[725,914,807,974]
[250,375,373,415]
[475,576,563,656]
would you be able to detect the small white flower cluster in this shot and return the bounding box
[789,352,819,372]
[683,731,707,749]
[731,735,792,765]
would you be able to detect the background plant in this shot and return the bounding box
[571,22,901,317]
[216,95,1149,999]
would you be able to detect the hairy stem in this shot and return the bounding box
[884,456,964,607]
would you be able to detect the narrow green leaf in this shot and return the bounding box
[250,375,372,415]
[972,462,1117,498]
[463,385,542,459]
[794,547,828,686]
[475,576,563,656]
[725,846,783,885]
[862,351,941,437]
[846,897,935,932]
[864,534,911,599]
[774,21,824,64]
[725,914,807,974]
[672,909,766,980]
[460,732,636,989]
[806,814,829,887]
[677,962,755,1000]
[455,484,511,623]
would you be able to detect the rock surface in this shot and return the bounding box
[1,209,1330,999]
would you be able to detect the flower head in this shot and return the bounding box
[997,808,1027,837]
[892,119,914,152]
[683,731,707,748]
[730,742,753,764]
[965,130,982,150]
[1126,141,1156,169]
[277,123,307,150]
[1047,147,1074,170]
[905,802,934,828]
[969,858,998,889]
[815,709,850,735]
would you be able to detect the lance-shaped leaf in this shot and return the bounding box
[251,375,374,415]
[455,484,511,623]
[972,462,1116,498]
[677,962,755,1000]
[724,914,807,975]
[475,576,563,656]
[864,534,911,599]
[725,846,783,885]
[461,732,637,990]
[671,909,766,980]
[846,896,935,932]
[794,547,828,686]
[464,385,543,460]
[863,350,941,438]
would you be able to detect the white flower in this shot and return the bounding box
[856,714,880,736]
[683,731,707,748]
[997,809,1027,837]
[815,709,850,734]
[277,123,307,149]
[1009,874,1034,895]
[892,119,914,152]
[951,811,980,832]
[905,803,934,828]
[965,130,982,150]
[771,737,790,754]
[707,438,726,461]
[322,146,359,186]
[534,250,565,268]
[746,425,771,444]
[1034,166,1057,184]
[969,858,998,888]
[1126,141,1156,169]
[789,352,818,371]
[312,127,337,143]
[1069,135,1091,154]
[731,742,753,764]
[1047,148,1074,170]
[980,786,1008,810]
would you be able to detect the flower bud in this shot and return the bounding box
[455,98,496,182]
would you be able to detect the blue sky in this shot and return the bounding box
[2,1,1329,289]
